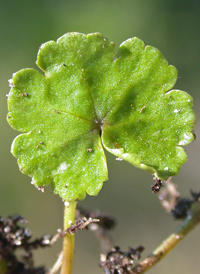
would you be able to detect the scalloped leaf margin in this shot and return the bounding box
[7,32,195,201]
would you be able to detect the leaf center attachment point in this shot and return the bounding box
[94,119,104,136]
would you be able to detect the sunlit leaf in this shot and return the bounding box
[7,33,195,201]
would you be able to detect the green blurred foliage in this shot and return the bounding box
[0,0,200,273]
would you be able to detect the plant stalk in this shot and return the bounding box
[61,200,77,274]
[130,201,200,274]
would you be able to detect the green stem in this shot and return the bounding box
[130,201,200,274]
[60,200,77,274]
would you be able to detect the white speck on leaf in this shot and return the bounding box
[56,162,68,174]
[64,201,69,207]
[8,79,14,87]
[178,133,192,145]
[56,65,62,72]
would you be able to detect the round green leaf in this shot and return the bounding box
[7,32,195,201]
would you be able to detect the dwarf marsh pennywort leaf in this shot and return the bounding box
[7,32,195,201]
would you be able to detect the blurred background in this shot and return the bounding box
[0,0,200,273]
